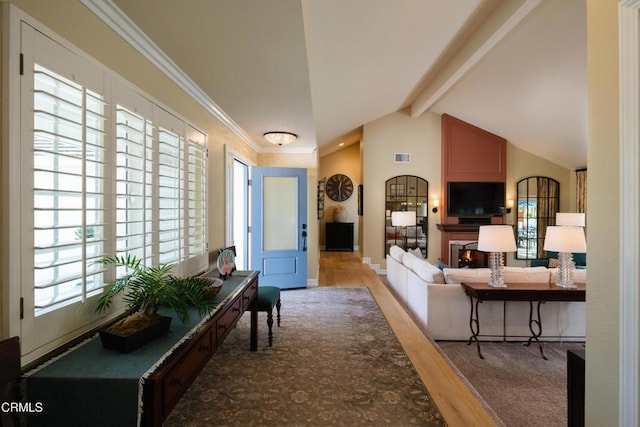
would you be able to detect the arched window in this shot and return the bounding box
[516,176,560,259]
[385,176,428,257]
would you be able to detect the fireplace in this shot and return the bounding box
[449,240,488,268]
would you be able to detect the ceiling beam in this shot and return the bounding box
[410,0,542,118]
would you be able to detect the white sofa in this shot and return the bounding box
[386,245,586,342]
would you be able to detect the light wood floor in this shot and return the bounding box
[319,251,496,427]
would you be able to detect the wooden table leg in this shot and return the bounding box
[466,296,484,359]
[250,307,258,351]
[524,300,548,360]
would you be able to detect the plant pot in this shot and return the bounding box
[99,314,172,353]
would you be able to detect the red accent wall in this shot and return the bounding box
[439,114,507,263]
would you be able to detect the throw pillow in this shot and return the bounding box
[548,258,559,268]
[409,247,424,259]
[413,260,445,283]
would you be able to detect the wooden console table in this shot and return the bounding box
[461,282,586,360]
[26,271,258,427]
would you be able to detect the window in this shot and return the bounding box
[187,128,207,261]
[384,175,429,257]
[157,123,185,266]
[516,176,560,259]
[115,105,155,268]
[15,22,208,359]
[33,65,107,315]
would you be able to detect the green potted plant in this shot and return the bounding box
[95,255,222,352]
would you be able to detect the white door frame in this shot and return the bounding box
[619,1,640,424]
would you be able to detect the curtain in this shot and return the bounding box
[576,169,587,214]
[537,179,550,259]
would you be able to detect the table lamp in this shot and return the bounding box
[543,226,587,288]
[477,225,517,287]
[391,211,416,249]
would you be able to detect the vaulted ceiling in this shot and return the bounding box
[109,0,586,169]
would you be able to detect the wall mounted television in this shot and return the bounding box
[447,182,505,216]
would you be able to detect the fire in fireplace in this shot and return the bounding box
[449,241,489,268]
[457,248,488,268]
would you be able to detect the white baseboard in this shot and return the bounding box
[362,257,383,275]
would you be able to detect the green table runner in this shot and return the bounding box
[25,272,252,427]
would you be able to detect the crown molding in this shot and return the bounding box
[81,0,261,153]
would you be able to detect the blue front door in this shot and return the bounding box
[250,167,307,289]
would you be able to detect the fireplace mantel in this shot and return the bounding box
[436,224,482,232]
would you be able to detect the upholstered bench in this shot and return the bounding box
[251,286,281,346]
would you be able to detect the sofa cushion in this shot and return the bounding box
[547,251,587,267]
[389,245,405,262]
[443,268,491,284]
[549,267,587,284]
[503,266,551,283]
[443,266,550,285]
[412,259,445,284]
[402,252,418,271]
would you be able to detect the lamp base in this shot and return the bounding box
[554,252,576,289]
[488,252,507,288]
[488,279,507,288]
[555,282,577,289]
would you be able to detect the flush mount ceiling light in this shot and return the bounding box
[263,131,297,146]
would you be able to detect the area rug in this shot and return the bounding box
[436,340,585,427]
[165,287,446,426]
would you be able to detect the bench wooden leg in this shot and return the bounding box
[276,299,281,327]
[267,310,274,347]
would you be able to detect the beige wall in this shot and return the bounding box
[361,109,576,270]
[585,0,619,424]
[318,143,361,250]
[362,110,442,268]
[506,143,573,212]
[257,152,319,282]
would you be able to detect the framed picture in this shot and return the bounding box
[358,184,363,215]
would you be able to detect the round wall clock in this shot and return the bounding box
[325,174,354,202]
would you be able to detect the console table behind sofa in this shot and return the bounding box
[26,270,258,427]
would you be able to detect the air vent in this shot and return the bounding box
[394,152,410,163]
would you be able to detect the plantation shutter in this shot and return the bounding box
[187,127,207,263]
[115,104,155,269]
[157,110,185,267]
[32,64,108,315]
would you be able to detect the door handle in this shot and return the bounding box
[302,224,307,252]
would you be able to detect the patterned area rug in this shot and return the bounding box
[165,287,446,426]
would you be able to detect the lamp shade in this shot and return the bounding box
[543,226,587,253]
[391,211,416,227]
[477,225,516,252]
[556,212,586,227]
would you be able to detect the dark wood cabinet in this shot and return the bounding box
[326,222,354,251]
[567,348,585,427]
[143,271,258,425]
